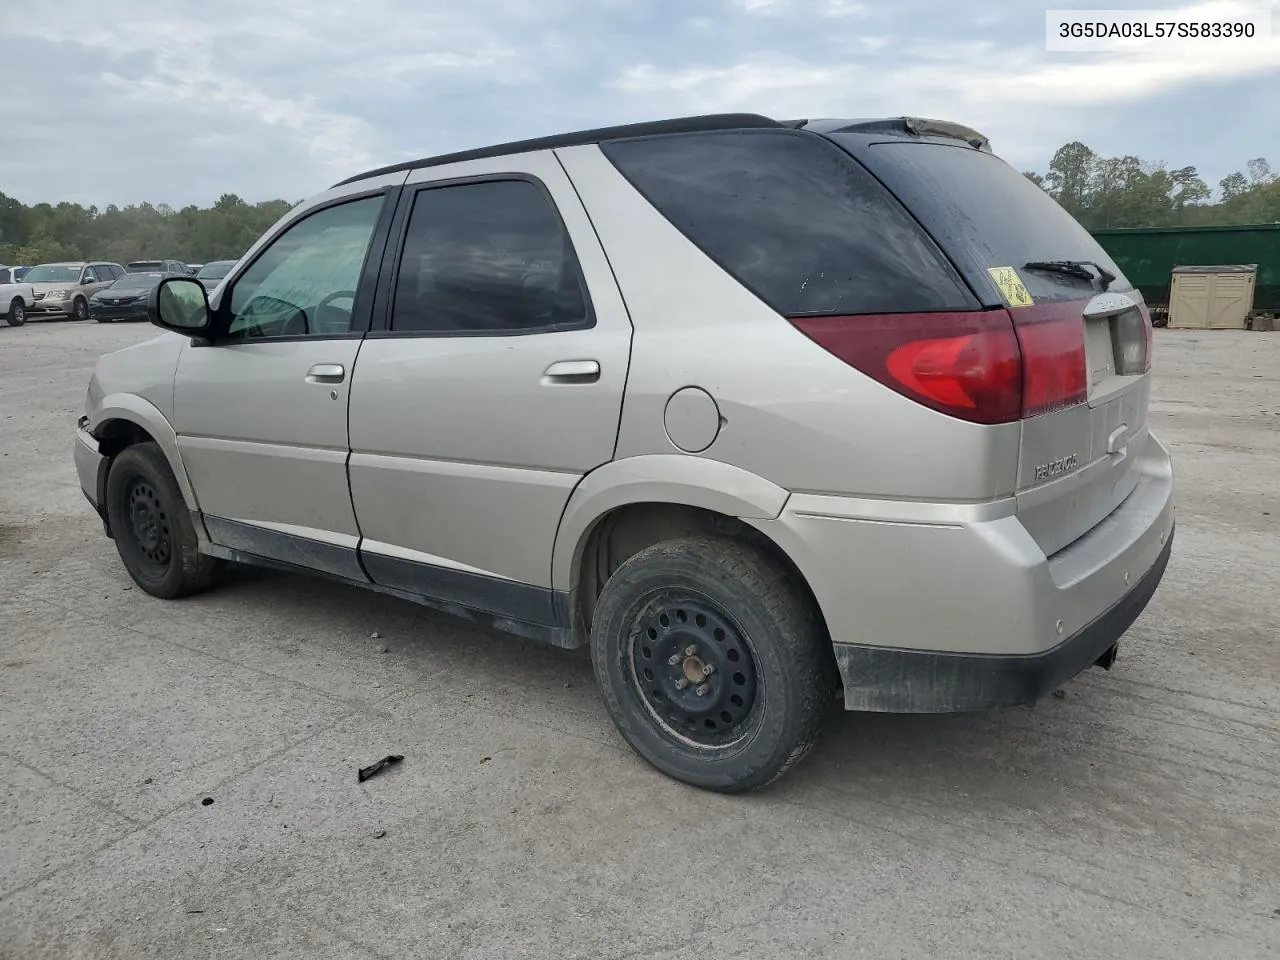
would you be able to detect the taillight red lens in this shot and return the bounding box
[789,311,1023,424]
[1013,305,1087,417]
[790,303,1092,423]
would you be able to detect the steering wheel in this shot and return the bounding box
[238,295,309,336]
[312,290,358,334]
[317,290,357,312]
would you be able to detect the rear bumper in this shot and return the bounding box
[832,528,1172,712]
[746,430,1175,711]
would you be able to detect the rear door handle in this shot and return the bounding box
[305,363,346,384]
[542,360,600,384]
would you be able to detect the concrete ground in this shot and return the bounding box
[1,319,1277,960]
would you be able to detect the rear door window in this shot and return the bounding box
[390,179,591,334]
[600,129,975,317]
[842,139,1130,304]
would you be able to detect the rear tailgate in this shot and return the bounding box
[834,134,1153,556]
[1013,293,1152,554]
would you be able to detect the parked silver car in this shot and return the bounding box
[25,261,126,320]
[74,114,1174,791]
[126,259,188,276]
[194,259,238,293]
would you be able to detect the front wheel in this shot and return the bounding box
[591,537,836,792]
[6,298,24,326]
[104,442,222,598]
[72,297,88,321]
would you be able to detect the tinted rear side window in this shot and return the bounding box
[391,179,590,334]
[845,139,1130,304]
[601,129,975,317]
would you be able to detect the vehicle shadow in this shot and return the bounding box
[213,564,1118,810]
[217,563,1100,788]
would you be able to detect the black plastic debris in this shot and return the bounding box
[201,797,214,806]
[358,755,404,783]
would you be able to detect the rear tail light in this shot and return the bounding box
[1115,304,1152,375]
[789,306,1088,424]
[1014,305,1088,417]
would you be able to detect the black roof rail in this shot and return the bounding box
[333,113,783,187]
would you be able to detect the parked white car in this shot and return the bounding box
[0,268,34,326]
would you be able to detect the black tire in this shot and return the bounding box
[72,297,88,321]
[6,298,24,327]
[104,442,222,598]
[591,536,836,792]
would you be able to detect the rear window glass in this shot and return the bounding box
[197,262,234,280]
[111,272,164,290]
[601,130,974,317]
[846,139,1131,304]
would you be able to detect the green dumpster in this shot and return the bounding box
[1091,223,1279,313]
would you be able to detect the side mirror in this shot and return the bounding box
[149,277,212,339]
[81,275,95,285]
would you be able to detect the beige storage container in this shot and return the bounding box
[1168,264,1257,329]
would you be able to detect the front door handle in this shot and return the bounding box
[542,359,600,384]
[305,363,345,384]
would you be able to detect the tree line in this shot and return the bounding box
[1024,143,1279,230]
[0,192,294,268]
[2,141,1278,268]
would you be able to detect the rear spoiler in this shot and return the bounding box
[786,117,991,152]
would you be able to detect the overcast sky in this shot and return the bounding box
[1,0,1277,208]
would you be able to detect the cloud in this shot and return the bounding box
[732,0,867,15]
[101,51,377,176]
[609,0,1280,177]
[0,0,1275,205]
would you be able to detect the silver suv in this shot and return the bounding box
[74,114,1174,791]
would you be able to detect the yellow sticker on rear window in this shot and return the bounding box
[987,266,1034,308]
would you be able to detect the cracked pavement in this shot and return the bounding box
[1,321,1278,959]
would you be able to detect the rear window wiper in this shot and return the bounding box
[1023,260,1115,291]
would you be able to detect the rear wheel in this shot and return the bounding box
[6,298,24,326]
[72,297,88,321]
[591,536,836,792]
[104,442,222,598]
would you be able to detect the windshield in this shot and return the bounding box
[197,262,234,280]
[109,273,164,291]
[839,138,1131,304]
[24,264,82,284]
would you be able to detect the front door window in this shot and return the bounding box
[226,195,384,340]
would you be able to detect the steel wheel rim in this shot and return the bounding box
[125,479,172,569]
[12,303,23,322]
[627,590,761,749]
[74,300,87,320]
